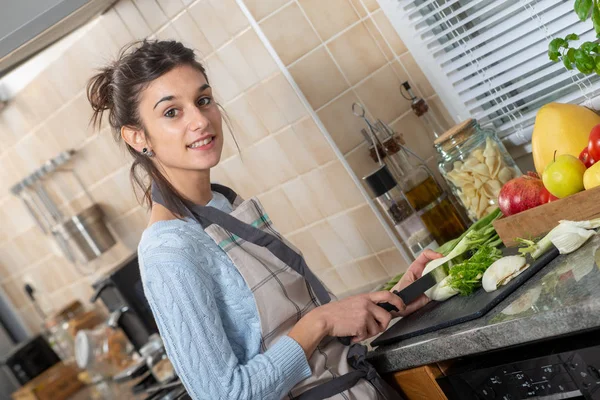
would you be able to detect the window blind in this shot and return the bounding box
[379,0,600,155]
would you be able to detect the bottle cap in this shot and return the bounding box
[363,165,397,197]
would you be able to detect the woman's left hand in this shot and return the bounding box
[389,249,444,317]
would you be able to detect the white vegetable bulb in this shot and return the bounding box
[425,276,459,301]
[549,223,596,255]
[482,255,528,292]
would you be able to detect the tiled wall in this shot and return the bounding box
[0,0,422,334]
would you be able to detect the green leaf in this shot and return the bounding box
[594,55,600,74]
[575,48,596,73]
[593,3,600,36]
[566,33,581,41]
[582,41,598,52]
[568,47,577,62]
[575,0,593,21]
[564,55,574,70]
[549,38,568,52]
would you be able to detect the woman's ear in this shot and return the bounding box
[121,126,148,153]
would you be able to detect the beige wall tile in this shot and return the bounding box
[114,0,152,40]
[316,90,364,154]
[362,0,380,12]
[377,247,409,275]
[281,176,324,225]
[0,102,35,140]
[428,95,456,132]
[349,0,367,16]
[322,161,364,210]
[317,267,347,294]
[242,136,297,190]
[292,117,336,165]
[364,18,393,61]
[44,55,85,103]
[400,52,435,98]
[13,228,52,266]
[211,164,235,189]
[218,41,260,92]
[328,212,371,259]
[258,188,304,234]
[99,7,134,48]
[244,0,290,22]
[236,30,279,81]
[246,84,288,133]
[275,126,318,174]
[2,196,35,237]
[288,230,331,271]
[0,240,27,277]
[263,74,307,123]
[220,118,240,160]
[14,131,61,176]
[132,0,167,32]
[390,112,436,161]
[328,22,387,85]
[172,10,213,57]
[207,0,249,36]
[110,207,149,251]
[189,0,231,49]
[0,154,18,196]
[303,168,343,216]
[310,221,353,266]
[89,166,139,222]
[219,155,261,198]
[260,3,320,65]
[204,54,242,103]
[348,205,394,252]
[18,79,62,123]
[155,23,182,41]
[3,277,29,309]
[358,255,389,282]
[156,0,185,18]
[226,95,269,149]
[289,47,348,110]
[372,10,407,56]
[298,0,360,41]
[46,94,96,152]
[336,261,367,289]
[355,64,410,124]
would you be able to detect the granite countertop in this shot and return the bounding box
[368,235,600,374]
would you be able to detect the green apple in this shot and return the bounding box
[542,154,586,198]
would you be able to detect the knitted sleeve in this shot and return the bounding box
[141,247,311,400]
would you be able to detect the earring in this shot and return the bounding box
[142,148,155,157]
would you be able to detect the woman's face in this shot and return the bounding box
[137,64,224,175]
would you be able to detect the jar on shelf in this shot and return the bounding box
[139,334,176,384]
[434,119,521,221]
[75,325,135,380]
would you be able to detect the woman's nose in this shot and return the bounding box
[188,107,209,131]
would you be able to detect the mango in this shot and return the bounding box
[584,161,600,190]
[532,103,600,174]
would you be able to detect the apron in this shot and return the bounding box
[152,183,403,400]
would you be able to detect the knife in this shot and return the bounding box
[338,261,450,345]
[378,261,450,312]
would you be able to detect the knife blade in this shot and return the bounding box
[378,261,450,312]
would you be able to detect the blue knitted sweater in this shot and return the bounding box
[138,192,312,400]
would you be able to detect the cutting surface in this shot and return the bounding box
[372,246,560,347]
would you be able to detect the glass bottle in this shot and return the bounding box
[434,119,522,221]
[364,165,438,258]
[380,135,468,245]
[401,81,446,141]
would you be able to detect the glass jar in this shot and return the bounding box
[364,165,438,258]
[434,119,521,221]
[44,300,86,362]
[75,326,135,380]
[139,334,176,384]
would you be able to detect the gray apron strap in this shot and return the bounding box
[151,183,332,305]
[297,344,404,400]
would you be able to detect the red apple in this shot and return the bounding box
[539,186,559,204]
[498,174,547,216]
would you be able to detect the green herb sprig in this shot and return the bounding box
[447,245,503,296]
[548,0,600,74]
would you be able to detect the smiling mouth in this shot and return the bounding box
[187,136,214,149]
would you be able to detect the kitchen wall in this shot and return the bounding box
[0,0,450,334]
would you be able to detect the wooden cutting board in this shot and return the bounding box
[493,185,600,247]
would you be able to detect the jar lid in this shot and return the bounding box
[75,330,95,369]
[433,119,475,146]
[363,165,397,197]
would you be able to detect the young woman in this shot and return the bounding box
[87,40,441,400]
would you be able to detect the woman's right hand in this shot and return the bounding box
[311,291,405,343]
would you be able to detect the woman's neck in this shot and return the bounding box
[165,168,213,206]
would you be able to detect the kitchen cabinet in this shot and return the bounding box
[386,364,447,400]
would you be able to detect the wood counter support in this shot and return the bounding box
[385,364,448,400]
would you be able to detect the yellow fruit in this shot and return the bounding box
[532,103,600,174]
[584,162,600,190]
[542,154,586,198]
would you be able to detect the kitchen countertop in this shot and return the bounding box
[368,235,600,374]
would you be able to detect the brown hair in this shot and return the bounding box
[87,40,221,217]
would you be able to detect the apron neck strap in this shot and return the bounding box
[150,182,332,305]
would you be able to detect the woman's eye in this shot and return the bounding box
[197,97,212,107]
[164,109,177,118]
